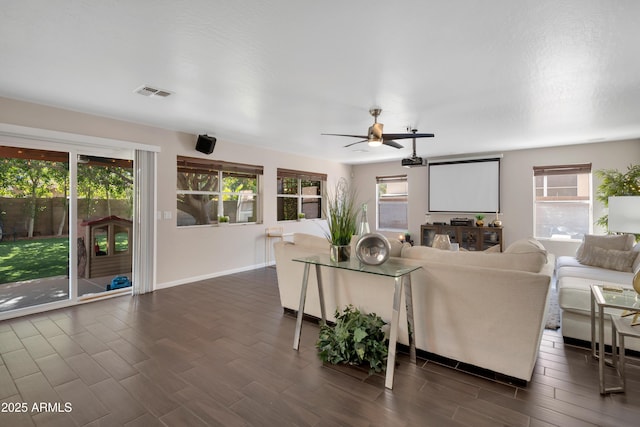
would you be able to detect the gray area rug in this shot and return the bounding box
[545,289,560,330]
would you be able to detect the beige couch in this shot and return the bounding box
[557,234,640,350]
[274,233,554,383]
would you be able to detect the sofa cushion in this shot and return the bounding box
[293,233,329,251]
[558,276,633,313]
[401,243,546,273]
[556,264,635,283]
[579,246,637,272]
[576,234,635,261]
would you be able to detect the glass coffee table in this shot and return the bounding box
[590,284,640,394]
[292,254,422,389]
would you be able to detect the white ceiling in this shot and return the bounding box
[1,1,639,164]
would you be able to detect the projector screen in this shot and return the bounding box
[428,158,501,213]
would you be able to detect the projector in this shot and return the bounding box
[401,156,425,167]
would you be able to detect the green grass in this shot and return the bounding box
[0,238,69,283]
[0,235,129,284]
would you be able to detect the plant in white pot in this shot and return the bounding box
[324,178,358,262]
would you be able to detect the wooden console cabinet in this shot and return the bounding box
[420,224,503,252]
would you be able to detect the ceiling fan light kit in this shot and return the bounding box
[322,108,435,159]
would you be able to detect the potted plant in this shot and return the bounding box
[324,178,358,262]
[316,305,389,375]
[218,215,229,225]
[297,212,306,221]
[475,214,485,227]
[594,164,640,231]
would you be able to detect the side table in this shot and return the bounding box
[292,254,421,389]
[590,284,640,394]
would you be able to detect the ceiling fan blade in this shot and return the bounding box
[322,133,368,139]
[344,139,368,148]
[382,133,435,140]
[382,140,404,149]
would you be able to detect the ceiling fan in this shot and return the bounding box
[322,108,435,149]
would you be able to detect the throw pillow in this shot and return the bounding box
[504,238,548,262]
[633,243,640,274]
[576,234,635,260]
[579,246,637,272]
[388,239,409,257]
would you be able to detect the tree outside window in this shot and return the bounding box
[277,169,325,221]
[177,156,262,226]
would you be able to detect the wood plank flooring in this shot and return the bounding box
[1,267,640,426]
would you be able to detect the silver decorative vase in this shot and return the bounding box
[330,244,351,262]
[355,233,390,265]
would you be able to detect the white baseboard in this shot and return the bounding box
[154,262,269,290]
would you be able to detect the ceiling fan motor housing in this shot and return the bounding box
[368,123,383,139]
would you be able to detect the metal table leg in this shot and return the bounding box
[604,316,625,394]
[599,300,605,394]
[404,274,416,363]
[591,290,597,359]
[315,264,326,325]
[293,263,311,350]
[385,276,404,389]
[619,333,626,393]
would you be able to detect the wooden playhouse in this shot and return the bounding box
[81,215,133,279]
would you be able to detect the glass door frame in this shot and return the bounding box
[0,123,159,321]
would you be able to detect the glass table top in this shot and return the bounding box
[293,253,421,278]
[592,285,640,311]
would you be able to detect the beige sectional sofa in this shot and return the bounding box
[274,233,554,383]
[557,234,640,350]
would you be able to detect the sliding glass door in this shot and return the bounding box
[76,155,134,298]
[0,146,71,311]
[0,146,134,313]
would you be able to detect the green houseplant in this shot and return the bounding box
[324,178,358,261]
[594,164,640,230]
[316,305,389,374]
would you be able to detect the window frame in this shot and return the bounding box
[376,174,409,231]
[532,163,592,240]
[276,168,326,221]
[177,156,263,226]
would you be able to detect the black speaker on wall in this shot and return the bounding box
[196,134,217,154]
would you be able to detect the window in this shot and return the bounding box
[177,156,263,226]
[533,163,592,240]
[377,175,408,230]
[277,169,326,221]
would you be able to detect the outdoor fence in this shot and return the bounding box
[0,197,132,239]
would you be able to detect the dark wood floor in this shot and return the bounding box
[1,268,640,426]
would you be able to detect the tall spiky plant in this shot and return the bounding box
[324,178,358,246]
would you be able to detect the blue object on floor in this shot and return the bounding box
[107,276,132,291]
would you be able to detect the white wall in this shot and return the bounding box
[160,134,351,287]
[2,96,638,280]
[0,97,351,289]
[352,139,640,256]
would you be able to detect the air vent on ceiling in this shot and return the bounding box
[134,85,172,98]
